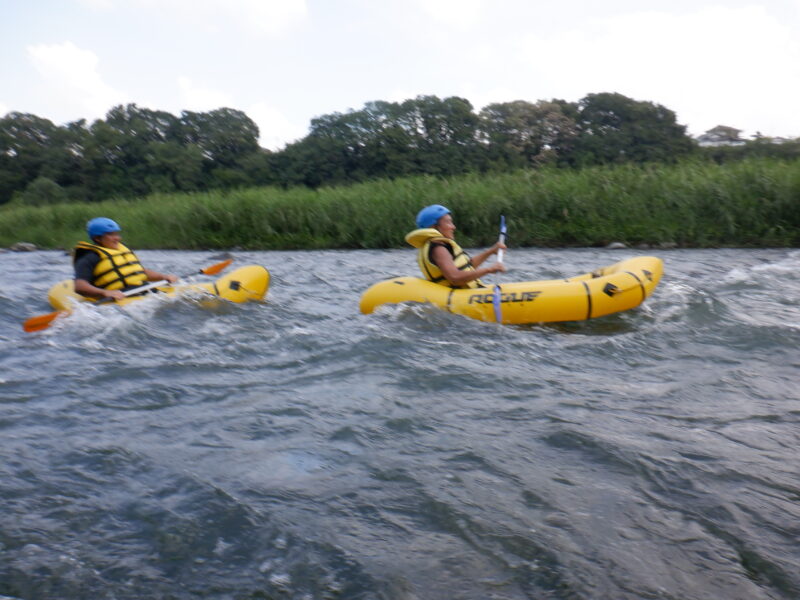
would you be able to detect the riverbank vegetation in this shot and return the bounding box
[3,90,798,249]
[2,157,798,249]
[4,91,800,208]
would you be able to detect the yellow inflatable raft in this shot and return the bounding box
[47,264,270,311]
[360,256,663,324]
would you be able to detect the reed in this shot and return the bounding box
[1,158,798,249]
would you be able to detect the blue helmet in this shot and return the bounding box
[415,204,451,228]
[87,217,121,238]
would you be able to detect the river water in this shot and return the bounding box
[1,247,798,600]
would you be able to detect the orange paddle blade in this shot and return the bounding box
[200,258,233,276]
[23,310,67,333]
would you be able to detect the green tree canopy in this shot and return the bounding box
[179,108,260,168]
[571,92,694,166]
[15,176,69,205]
[480,99,579,168]
[0,112,60,203]
[6,91,790,204]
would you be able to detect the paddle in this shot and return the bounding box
[492,215,507,323]
[23,258,233,333]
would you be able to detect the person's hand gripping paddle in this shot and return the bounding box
[492,215,507,324]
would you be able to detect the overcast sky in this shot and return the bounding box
[2,0,799,150]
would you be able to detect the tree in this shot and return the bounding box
[238,148,279,187]
[179,108,260,168]
[480,99,579,168]
[570,92,694,166]
[105,104,180,144]
[92,104,185,196]
[394,95,484,175]
[40,120,93,201]
[295,96,487,184]
[82,117,142,199]
[73,105,263,198]
[144,141,206,192]
[0,112,59,204]
[15,176,69,205]
[299,101,419,185]
[306,109,371,183]
[276,134,352,188]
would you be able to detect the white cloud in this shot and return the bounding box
[0,102,9,117]
[120,0,307,35]
[177,76,235,111]
[237,0,308,35]
[515,6,800,137]
[413,0,484,30]
[386,88,419,104]
[27,41,127,120]
[247,102,307,150]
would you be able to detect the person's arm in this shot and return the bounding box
[74,253,126,300]
[143,268,178,283]
[469,241,507,268]
[74,278,126,300]
[76,268,177,299]
[431,244,506,287]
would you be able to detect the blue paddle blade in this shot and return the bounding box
[499,215,507,239]
[493,283,502,323]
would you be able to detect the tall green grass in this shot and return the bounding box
[1,158,798,249]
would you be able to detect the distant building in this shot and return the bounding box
[696,125,746,147]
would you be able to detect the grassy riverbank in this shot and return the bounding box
[1,158,798,249]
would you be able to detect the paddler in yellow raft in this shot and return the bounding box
[73,217,178,301]
[406,204,507,288]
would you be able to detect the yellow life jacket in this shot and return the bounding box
[404,228,483,289]
[73,241,147,291]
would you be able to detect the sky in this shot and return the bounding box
[2,0,800,150]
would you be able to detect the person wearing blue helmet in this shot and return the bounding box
[73,217,178,300]
[405,205,506,289]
